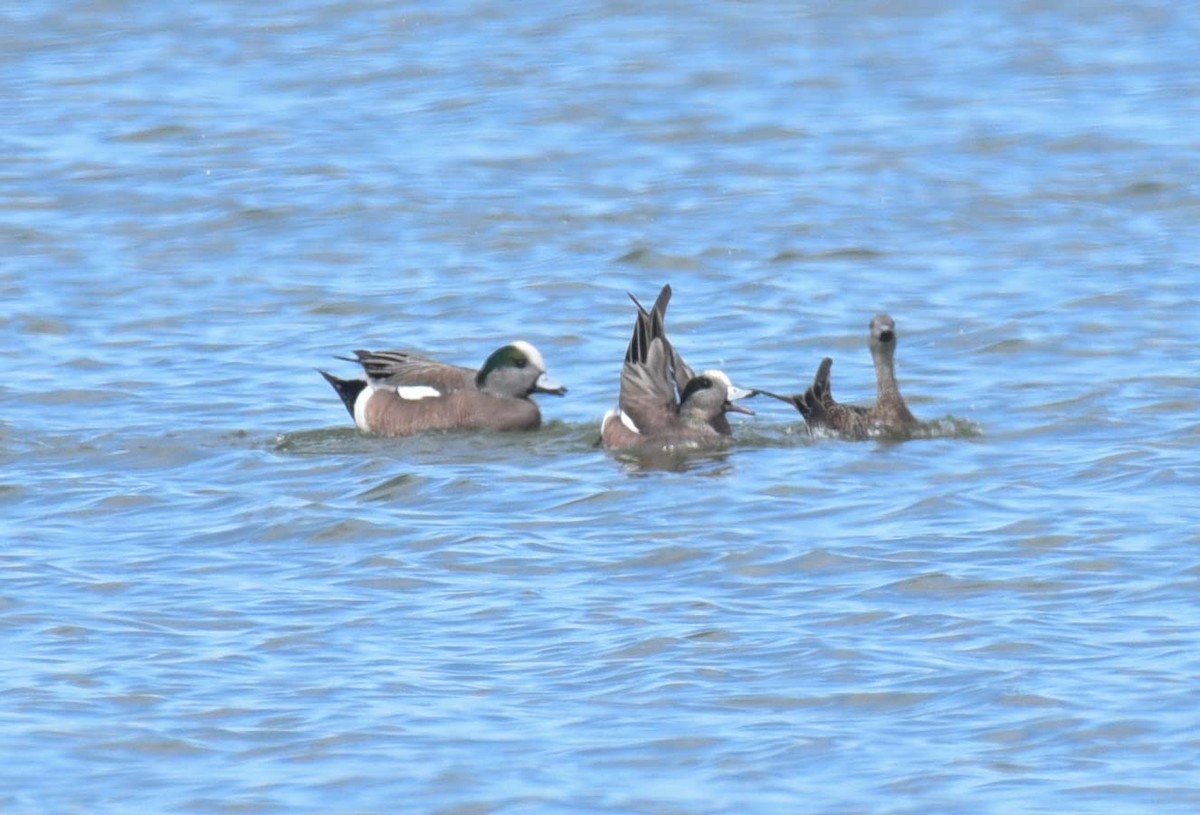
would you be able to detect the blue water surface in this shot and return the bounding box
[2,2,1199,813]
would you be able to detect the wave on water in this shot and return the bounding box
[735,414,982,447]
[273,420,601,459]
[274,415,982,468]
[911,415,984,440]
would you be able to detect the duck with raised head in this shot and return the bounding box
[320,340,566,437]
[760,313,917,439]
[601,284,756,450]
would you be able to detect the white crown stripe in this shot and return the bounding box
[511,340,547,372]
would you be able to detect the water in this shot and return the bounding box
[3,1,1199,812]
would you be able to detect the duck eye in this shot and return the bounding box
[513,356,527,369]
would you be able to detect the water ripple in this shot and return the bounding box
[4,1,1200,813]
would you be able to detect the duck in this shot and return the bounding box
[601,284,756,450]
[759,313,917,439]
[320,340,566,436]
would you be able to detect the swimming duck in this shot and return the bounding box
[320,340,566,436]
[601,284,756,450]
[760,313,917,439]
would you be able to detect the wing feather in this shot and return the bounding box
[343,350,475,391]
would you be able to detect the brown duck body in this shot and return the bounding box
[354,385,543,435]
[320,341,565,437]
[765,314,918,440]
[600,403,733,449]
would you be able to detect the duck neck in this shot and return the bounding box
[871,344,905,408]
[676,401,709,428]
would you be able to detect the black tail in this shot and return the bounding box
[319,370,367,419]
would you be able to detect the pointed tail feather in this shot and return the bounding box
[625,284,672,365]
[795,357,835,422]
[810,357,834,398]
[319,370,367,420]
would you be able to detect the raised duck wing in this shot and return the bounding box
[627,284,695,401]
[619,334,681,434]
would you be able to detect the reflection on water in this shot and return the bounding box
[609,445,736,475]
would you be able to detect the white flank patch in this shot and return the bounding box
[511,340,547,372]
[600,408,617,434]
[602,407,640,436]
[618,409,641,434]
[614,408,643,434]
[353,385,375,432]
[394,385,441,400]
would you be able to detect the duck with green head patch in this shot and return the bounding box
[601,284,757,450]
[320,339,566,437]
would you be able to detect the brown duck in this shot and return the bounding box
[761,313,918,439]
[320,341,566,437]
[601,284,756,450]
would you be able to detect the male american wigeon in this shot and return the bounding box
[320,340,566,437]
[600,284,756,450]
[760,313,918,439]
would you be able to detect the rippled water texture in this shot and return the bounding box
[3,2,1199,813]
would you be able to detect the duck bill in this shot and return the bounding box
[533,372,568,396]
[724,385,756,415]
